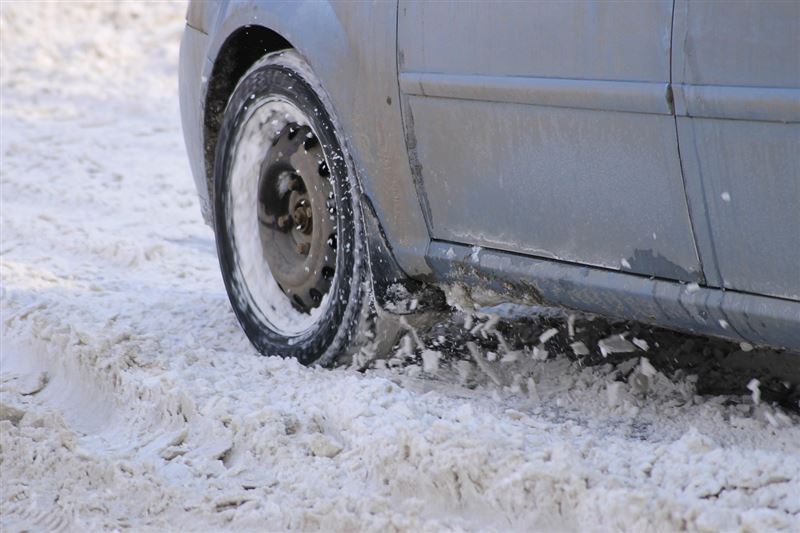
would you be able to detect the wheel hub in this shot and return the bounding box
[292,199,313,235]
[257,124,337,313]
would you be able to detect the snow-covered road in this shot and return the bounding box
[2,3,798,531]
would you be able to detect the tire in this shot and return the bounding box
[213,50,392,366]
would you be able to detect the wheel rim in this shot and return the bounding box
[257,123,337,313]
[226,96,338,336]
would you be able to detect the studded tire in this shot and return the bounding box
[213,50,394,366]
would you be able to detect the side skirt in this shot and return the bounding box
[425,241,800,352]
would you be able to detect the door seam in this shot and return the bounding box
[670,0,707,285]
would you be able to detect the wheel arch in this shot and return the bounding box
[201,2,436,303]
[202,25,293,206]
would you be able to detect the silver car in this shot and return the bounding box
[179,1,800,365]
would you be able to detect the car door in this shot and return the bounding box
[672,0,800,300]
[397,0,702,282]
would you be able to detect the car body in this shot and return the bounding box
[180,0,800,353]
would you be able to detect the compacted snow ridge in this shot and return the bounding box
[2,3,799,531]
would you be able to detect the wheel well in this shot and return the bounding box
[203,26,292,203]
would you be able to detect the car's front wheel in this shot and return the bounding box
[213,50,389,366]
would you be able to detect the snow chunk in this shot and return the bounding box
[567,314,576,338]
[747,378,761,405]
[454,403,474,422]
[529,346,549,361]
[470,245,482,263]
[420,349,441,374]
[639,357,657,378]
[307,434,344,458]
[606,382,628,407]
[632,338,649,351]
[570,341,590,356]
[598,335,636,357]
[675,427,716,454]
[538,328,558,344]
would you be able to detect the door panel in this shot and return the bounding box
[399,1,672,81]
[677,119,800,299]
[398,1,702,281]
[407,96,700,280]
[673,0,799,88]
[673,0,800,300]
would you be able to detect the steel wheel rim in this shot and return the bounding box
[257,123,337,313]
[226,96,337,336]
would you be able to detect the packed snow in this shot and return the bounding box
[1,2,799,531]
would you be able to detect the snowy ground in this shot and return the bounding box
[1,3,799,531]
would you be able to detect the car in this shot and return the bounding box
[179,1,800,366]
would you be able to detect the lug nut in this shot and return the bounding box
[277,214,291,229]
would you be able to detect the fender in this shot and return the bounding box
[203,1,432,280]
